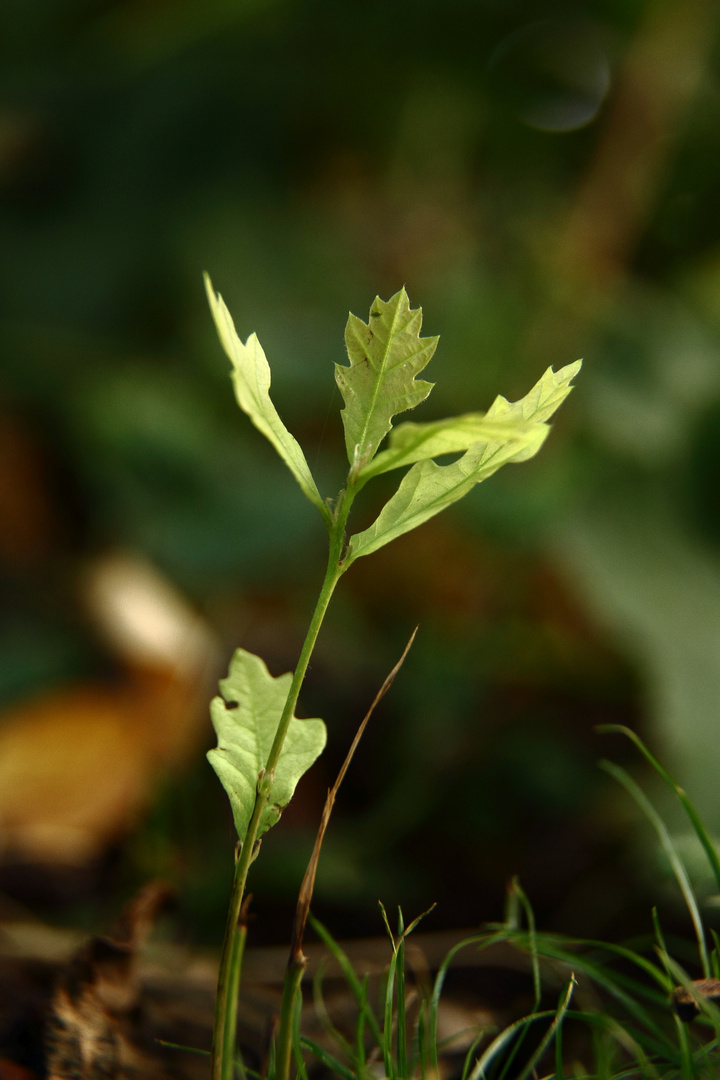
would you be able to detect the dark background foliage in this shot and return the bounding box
[1,0,720,950]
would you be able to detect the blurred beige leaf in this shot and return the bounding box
[0,552,218,865]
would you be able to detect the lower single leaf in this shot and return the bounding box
[208,649,327,841]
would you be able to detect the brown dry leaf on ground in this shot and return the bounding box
[45,883,176,1080]
[0,890,221,1080]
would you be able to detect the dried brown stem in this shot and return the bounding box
[290,627,418,966]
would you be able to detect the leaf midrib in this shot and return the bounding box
[356,440,513,550]
[354,300,405,462]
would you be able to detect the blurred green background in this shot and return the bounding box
[2,0,720,948]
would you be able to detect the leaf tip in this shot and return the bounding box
[203,270,217,306]
[564,358,583,380]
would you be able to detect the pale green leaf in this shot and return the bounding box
[346,360,581,563]
[358,415,538,483]
[335,288,437,474]
[484,359,582,425]
[346,434,547,562]
[208,648,327,841]
[204,274,329,523]
[359,360,582,482]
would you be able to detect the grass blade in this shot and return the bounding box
[308,914,383,1047]
[395,909,407,1080]
[381,944,399,1076]
[466,1008,561,1080]
[355,974,369,1076]
[508,877,541,1010]
[311,958,354,1062]
[299,1037,359,1080]
[461,1030,489,1080]
[598,726,720,894]
[514,976,575,1080]
[428,930,511,1073]
[155,1040,211,1056]
[601,759,710,978]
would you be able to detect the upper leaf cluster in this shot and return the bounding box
[205,277,581,566]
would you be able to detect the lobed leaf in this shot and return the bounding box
[204,274,329,523]
[335,288,437,475]
[208,649,326,841]
[357,414,538,484]
[486,359,583,426]
[346,360,581,563]
[359,360,582,483]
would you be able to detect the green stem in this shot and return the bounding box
[211,491,354,1080]
[212,843,255,1080]
[276,955,307,1080]
[223,902,248,1080]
